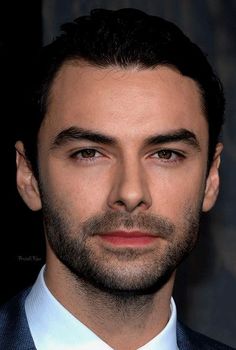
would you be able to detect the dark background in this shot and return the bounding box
[1,0,236,348]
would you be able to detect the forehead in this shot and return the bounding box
[40,63,208,145]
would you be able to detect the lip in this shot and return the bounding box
[98,230,158,247]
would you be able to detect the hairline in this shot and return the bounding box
[44,58,208,127]
[38,58,211,171]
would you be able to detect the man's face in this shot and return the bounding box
[34,64,220,294]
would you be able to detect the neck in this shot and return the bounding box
[44,258,175,350]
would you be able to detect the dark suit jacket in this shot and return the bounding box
[0,288,234,350]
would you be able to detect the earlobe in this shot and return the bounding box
[15,141,42,211]
[202,143,223,212]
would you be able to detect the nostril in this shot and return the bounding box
[115,200,125,207]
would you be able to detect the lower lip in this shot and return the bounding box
[99,232,157,247]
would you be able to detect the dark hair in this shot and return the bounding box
[20,8,225,175]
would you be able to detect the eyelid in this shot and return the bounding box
[70,147,104,159]
[149,148,186,161]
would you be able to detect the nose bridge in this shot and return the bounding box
[108,152,152,212]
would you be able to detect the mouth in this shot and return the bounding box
[97,230,158,247]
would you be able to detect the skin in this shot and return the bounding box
[16,64,222,349]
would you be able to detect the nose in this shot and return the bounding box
[107,158,152,213]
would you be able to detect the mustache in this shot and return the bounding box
[80,211,175,239]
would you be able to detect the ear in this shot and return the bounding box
[202,143,223,212]
[15,141,42,211]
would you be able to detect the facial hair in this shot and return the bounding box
[41,191,201,297]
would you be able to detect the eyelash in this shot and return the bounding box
[150,149,185,163]
[70,148,104,162]
[70,148,185,164]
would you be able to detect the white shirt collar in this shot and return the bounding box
[25,266,178,350]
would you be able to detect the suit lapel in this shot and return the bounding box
[0,288,36,350]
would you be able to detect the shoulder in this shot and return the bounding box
[177,321,235,350]
[0,288,36,349]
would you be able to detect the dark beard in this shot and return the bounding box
[41,191,200,298]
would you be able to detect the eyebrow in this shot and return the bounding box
[51,126,200,151]
[51,127,116,149]
[145,129,201,150]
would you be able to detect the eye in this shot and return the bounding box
[78,149,98,158]
[156,150,173,159]
[71,148,103,161]
[151,149,185,162]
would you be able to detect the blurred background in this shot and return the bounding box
[0,0,235,347]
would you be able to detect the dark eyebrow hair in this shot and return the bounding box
[51,126,116,149]
[145,129,201,150]
[51,126,200,151]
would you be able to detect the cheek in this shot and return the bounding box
[40,160,111,219]
[148,166,206,219]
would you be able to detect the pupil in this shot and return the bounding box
[82,149,95,158]
[159,150,171,159]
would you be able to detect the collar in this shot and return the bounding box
[25,266,178,350]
